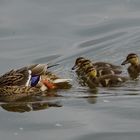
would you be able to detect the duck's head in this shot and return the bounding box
[86,66,97,78]
[72,57,86,70]
[121,53,139,65]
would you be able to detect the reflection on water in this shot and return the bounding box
[1,101,62,113]
[76,132,140,140]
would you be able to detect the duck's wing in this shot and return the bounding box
[28,63,59,76]
[28,64,47,75]
[0,67,30,86]
[0,86,42,102]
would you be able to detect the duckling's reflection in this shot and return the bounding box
[0,101,62,113]
[76,87,98,104]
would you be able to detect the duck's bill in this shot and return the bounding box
[121,59,129,65]
[72,65,78,70]
[47,63,60,69]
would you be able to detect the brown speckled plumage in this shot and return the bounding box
[84,67,128,88]
[72,57,122,77]
[0,67,29,87]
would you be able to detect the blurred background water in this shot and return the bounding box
[1,0,140,140]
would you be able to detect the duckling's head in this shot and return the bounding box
[86,67,97,78]
[72,57,86,70]
[121,53,139,65]
[80,60,93,70]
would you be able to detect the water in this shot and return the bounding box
[0,0,140,139]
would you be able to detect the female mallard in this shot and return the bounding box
[0,63,72,100]
[121,53,140,79]
[0,63,57,87]
[84,67,128,88]
[0,67,45,101]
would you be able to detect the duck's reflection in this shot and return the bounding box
[0,90,63,112]
[0,101,62,113]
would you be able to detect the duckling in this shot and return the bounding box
[76,59,93,76]
[72,57,122,71]
[96,67,121,77]
[93,62,121,69]
[85,67,128,88]
[72,58,122,77]
[121,53,140,79]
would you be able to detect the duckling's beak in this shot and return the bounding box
[72,64,78,70]
[47,63,60,69]
[121,59,129,65]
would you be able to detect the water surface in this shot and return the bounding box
[0,0,140,140]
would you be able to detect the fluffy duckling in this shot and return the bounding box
[85,67,128,88]
[72,58,122,77]
[121,53,140,79]
[75,59,93,76]
[72,57,122,70]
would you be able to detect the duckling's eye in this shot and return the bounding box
[82,63,87,66]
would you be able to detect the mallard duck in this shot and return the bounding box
[0,67,45,101]
[0,63,72,101]
[0,63,58,87]
[72,57,122,71]
[121,53,140,79]
[84,67,128,88]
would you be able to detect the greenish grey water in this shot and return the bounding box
[0,0,140,140]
